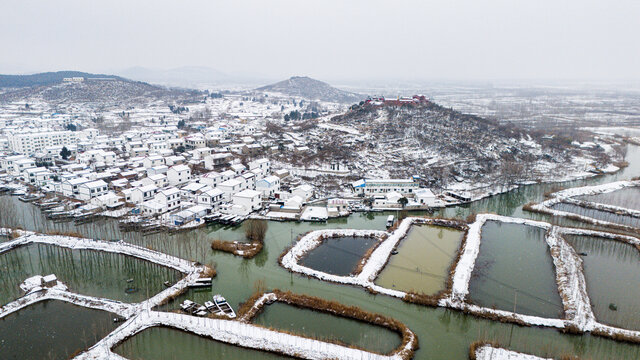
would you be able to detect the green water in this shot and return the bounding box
[375,225,464,295]
[300,236,378,276]
[252,302,402,354]
[0,243,182,305]
[114,326,293,359]
[564,235,640,331]
[2,144,640,358]
[577,187,640,211]
[551,202,640,228]
[469,221,564,318]
[0,300,117,360]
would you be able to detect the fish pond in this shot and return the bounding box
[468,221,564,318]
[3,144,640,359]
[564,235,640,331]
[0,243,182,305]
[299,235,379,276]
[576,186,640,211]
[550,202,640,228]
[375,224,464,295]
[251,302,402,354]
[114,326,293,359]
[0,300,117,360]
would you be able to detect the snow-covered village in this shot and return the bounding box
[2,1,640,360]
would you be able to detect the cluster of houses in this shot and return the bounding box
[0,124,327,226]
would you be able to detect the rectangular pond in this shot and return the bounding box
[550,202,640,228]
[251,302,402,354]
[564,235,640,331]
[0,243,183,305]
[299,235,378,276]
[0,300,118,359]
[468,221,564,318]
[576,187,640,211]
[374,224,464,295]
[114,326,292,359]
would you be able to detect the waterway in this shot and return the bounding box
[3,144,640,358]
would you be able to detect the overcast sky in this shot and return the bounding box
[1,0,639,83]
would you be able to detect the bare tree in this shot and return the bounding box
[244,219,268,243]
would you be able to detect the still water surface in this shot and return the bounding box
[3,144,640,358]
[375,225,464,295]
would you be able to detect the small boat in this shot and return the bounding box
[180,300,195,312]
[609,303,618,311]
[163,281,171,287]
[391,249,399,255]
[126,278,134,283]
[213,294,236,318]
[386,215,395,228]
[125,287,138,293]
[188,277,212,288]
[579,252,588,256]
[194,305,208,316]
[19,194,42,202]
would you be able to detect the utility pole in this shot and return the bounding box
[508,290,517,346]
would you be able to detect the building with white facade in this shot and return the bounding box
[77,180,109,201]
[167,164,191,186]
[8,131,78,155]
[351,178,419,196]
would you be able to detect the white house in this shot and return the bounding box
[291,184,314,202]
[414,188,440,207]
[77,180,109,201]
[154,187,181,212]
[130,184,158,204]
[197,188,225,210]
[142,155,165,169]
[230,163,246,175]
[90,192,123,209]
[199,171,223,188]
[147,165,169,177]
[248,158,270,176]
[167,164,191,186]
[255,175,280,198]
[351,178,419,196]
[141,174,168,188]
[204,153,232,170]
[218,178,244,200]
[231,189,262,216]
[140,200,167,216]
[61,177,89,197]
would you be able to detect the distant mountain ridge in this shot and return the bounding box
[257,76,363,103]
[0,71,126,88]
[117,66,233,87]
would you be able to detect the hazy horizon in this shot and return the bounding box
[2,0,639,85]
